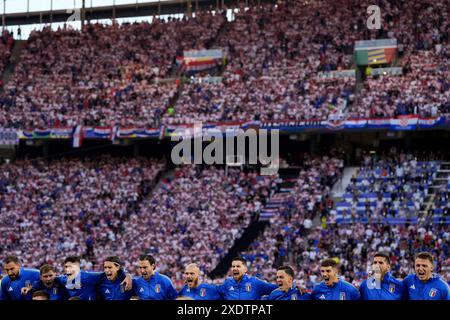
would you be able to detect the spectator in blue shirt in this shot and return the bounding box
[359,252,405,300]
[178,263,222,300]
[133,254,178,300]
[311,258,360,300]
[217,257,277,300]
[267,266,311,300]
[404,252,450,300]
[0,255,40,300]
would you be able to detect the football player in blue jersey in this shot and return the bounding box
[23,264,69,300]
[60,255,132,300]
[178,263,222,300]
[311,258,360,300]
[98,256,133,300]
[359,252,405,300]
[404,252,450,300]
[267,266,311,300]
[132,254,178,300]
[217,257,277,300]
[0,255,40,300]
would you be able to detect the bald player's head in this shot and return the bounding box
[184,263,201,288]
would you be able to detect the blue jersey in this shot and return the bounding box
[359,272,405,300]
[267,286,312,300]
[0,268,40,301]
[217,274,277,300]
[31,278,69,301]
[133,272,178,300]
[311,279,360,300]
[58,271,107,300]
[403,274,450,300]
[178,283,222,300]
[98,275,133,301]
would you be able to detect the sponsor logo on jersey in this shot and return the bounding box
[319,294,326,300]
[139,287,144,293]
[105,289,110,294]
[409,284,415,290]
[229,287,234,291]
[8,286,13,292]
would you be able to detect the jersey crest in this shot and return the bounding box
[389,284,396,293]
[429,288,437,298]
[339,292,346,300]
[291,293,298,300]
[155,284,161,293]
[200,288,206,297]
[245,283,252,292]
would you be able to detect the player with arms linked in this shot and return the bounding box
[217,257,277,300]
[311,258,360,300]
[403,252,450,300]
[359,252,405,300]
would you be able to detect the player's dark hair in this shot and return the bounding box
[320,258,339,268]
[64,256,81,264]
[139,254,156,265]
[278,265,295,279]
[3,255,20,265]
[231,257,247,265]
[373,252,390,265]
[415,252,434,264]
[32,290,50,300]
[40,264,56,274]
[104,256,122,268]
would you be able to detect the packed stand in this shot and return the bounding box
[111,165,277,288]
[0,12,226,128]
[0,156,166,269]
[240,154,344,282]
[0,30,14,88]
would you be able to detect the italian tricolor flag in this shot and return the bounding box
[355,47,397,65]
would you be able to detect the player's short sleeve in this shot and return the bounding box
[164,277,178,300]
[216,281,227,299]
[441,281,450,300]
[349,284,361,300]
[254,277,278,296]
[358,280,367,300]
[86,271,106,285]
[0,277,9,300]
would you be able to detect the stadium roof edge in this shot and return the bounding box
[1,0,275,26]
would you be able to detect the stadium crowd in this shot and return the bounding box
[0,11,226,128]
[0,30,14,88]
[0,156,166,268]
[0,0,448,127]
[112,166,277,288]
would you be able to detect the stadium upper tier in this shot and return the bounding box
[0,0,448,129]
